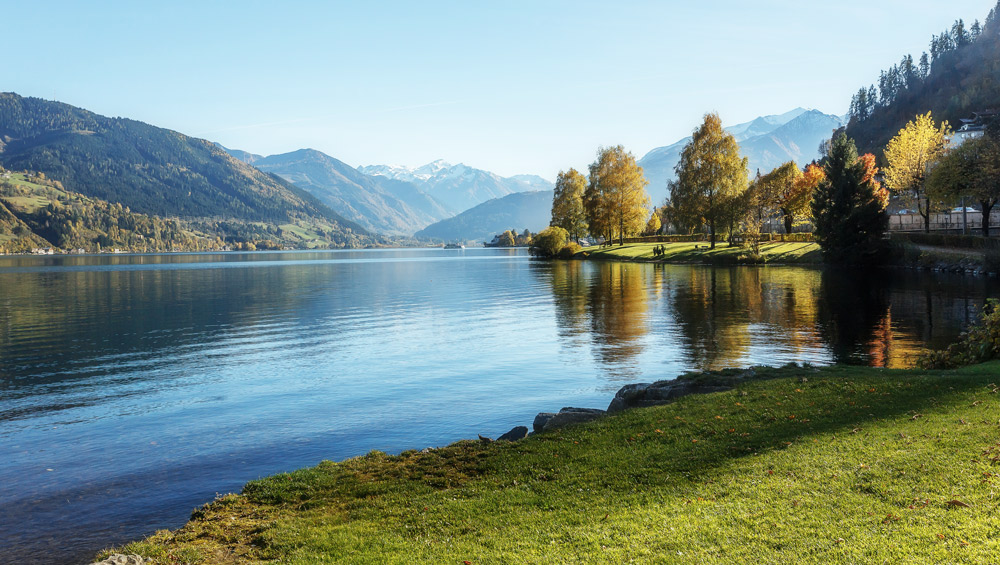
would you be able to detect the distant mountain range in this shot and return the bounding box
[639,108,845,205]
[359,161,553,215]
[221,150,555,236]
[225,148,455,236]
[414,190,554,243]
[0,92,371,248]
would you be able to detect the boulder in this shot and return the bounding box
[540,407,606,432]
[533,412,557,434]
[607,379,733,413]
[498,425,529,442]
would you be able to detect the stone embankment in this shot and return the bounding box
[489,368,763,441]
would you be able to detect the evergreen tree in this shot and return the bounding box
[811,133,889,265]
[550,168,589,243]
[919,52,930,79]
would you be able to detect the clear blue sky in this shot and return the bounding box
[8,0,997,179]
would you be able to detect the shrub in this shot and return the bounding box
[529,226,568,257]
[917,299,1000,369]
[557,242,582,259]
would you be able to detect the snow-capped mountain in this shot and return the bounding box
[359,161,553,214]
[223,147,454,236]
[639,108,845,206]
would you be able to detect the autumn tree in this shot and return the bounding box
[644,210,662,235]
[584,145,651,245]
[927,135,1000,236]
[670,113,748,248]
[883,112,950,232]
[788,164,825,232]
[550,168,588,242]
[811,133,889,264]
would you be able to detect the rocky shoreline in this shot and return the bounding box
[496,366,764,440]
[95,366,774,564]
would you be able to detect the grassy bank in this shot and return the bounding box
[582,241,822,264]
[104,361,1000,563]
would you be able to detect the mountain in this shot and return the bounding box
[638,108,845,205]
[0,93,371,247]
[241,148,453,235]
[359,160,553,213]
[845,6,1000,155]
[414,190,553,243]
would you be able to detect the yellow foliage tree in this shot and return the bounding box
[671,113,748,248]
[551,168,588,243]
[883,112,951,232]
[584,145,651,245]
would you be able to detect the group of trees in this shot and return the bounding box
[846,1,1000,154]
[848,15,988,124]
[877,110,1000,237]
[550,145,652,246]
[666,113,826,252]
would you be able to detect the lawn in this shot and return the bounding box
[104,361,1000,564]
[583,241,822,265]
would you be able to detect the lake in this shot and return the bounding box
[0,248,994,564]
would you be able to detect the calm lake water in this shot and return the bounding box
[0,248,995,563]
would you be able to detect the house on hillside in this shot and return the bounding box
[951,110,997,145]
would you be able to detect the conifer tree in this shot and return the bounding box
[811,133,889,265]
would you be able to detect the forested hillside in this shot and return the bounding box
[845,2,1000,154]
[0,93,373,248]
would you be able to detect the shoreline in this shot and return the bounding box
[97,359,1000,563]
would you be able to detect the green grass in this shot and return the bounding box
[584,241,822,264]
[103,361,1000,563]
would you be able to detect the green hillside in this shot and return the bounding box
[0,93,374,248]
[0,171,369,253]
[845,2,1000,155]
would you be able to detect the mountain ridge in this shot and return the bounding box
[0,93,371,247]
[638,108,844,205]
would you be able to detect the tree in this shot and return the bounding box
[670,113,749,248]
[883,112,950,232]
[811,133,889,265]
[550,168,589,243]
[761,161,807,234]
[585,145,651,245]
[644,210,662,235]
[927,135,1000,236]
[788,164,825,233]
[530,226,568,257]
[497,230,515,247]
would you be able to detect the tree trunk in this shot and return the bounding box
[921,196,930,233]
[619,217,624,246]
[982,200,994,238]
[709,221,716,249]
[781,207,793,234]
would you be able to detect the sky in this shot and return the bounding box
[7,0,998,180]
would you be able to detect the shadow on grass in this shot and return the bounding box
[525,363,999,486]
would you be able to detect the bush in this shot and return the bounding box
[557,242,582,259]
[529,226,568,257]
[917,299,1000,369]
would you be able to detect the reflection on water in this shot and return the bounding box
[0,250,995,564]
[539,261,993,371]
